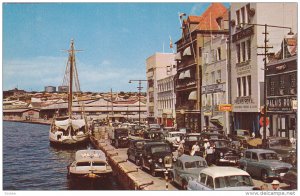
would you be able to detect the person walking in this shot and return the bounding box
[271,180,281,190]
[190,142,200,156]
[177,139,185,157]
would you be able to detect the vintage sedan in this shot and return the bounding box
[187,166,255,190]
[127,139,149,166]
[140,142,174,176]
[183,133,201,154]
[267,137,296,166]
[282,167,297,189]
[239,149,293,182]
[170,154,207,190]
[165,131,185,150]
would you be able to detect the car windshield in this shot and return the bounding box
[213,141,229,148]
[215,175,254,188]
[186,136,199,141]
[171,133,183,137]
[150,132,164,140]
[259,153,278,160]
[269,139,292,148]
[151,145,171,153]
[185,161,207,169]
[149,124,160,129]
[237,130,250,137]
[115,129,128,136]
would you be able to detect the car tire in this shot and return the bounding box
[182,180,188,190]
[261,170,269,183]
[115,140,119,149]
[150,166,157,177]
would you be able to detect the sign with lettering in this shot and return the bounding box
[232,26,254,42]
[292,100,297,110]
[219,104,232,112]
[202,83,225,94]
[267,97,296,112]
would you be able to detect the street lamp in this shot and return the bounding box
[129,79,147,126]
[241,23,294,143]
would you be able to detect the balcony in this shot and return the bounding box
[176,80,196,90]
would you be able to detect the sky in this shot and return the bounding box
[3,2,229,92]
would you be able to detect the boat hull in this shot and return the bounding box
[49,131,90,147]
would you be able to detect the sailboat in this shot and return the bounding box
[49,40,90,147]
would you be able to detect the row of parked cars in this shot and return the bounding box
[106,123,297,190]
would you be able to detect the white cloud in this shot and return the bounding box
[190,4,202,15]
[100,60,111,65]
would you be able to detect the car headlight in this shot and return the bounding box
[278,156,283,161]
[240,152,244,157]
[220,152,223,157]
[159,158,163,163]
[149,159,152,163]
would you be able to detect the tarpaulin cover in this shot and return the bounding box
[55,118,86,130]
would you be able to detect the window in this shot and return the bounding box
[237,78,241,97]
[199,47,202,57]
[242,76,247,96]
[245,151,251,159]
[247,75,251,96]
[279,75,285,89]
[252,153,258,161]
[236,44,241,63]
[246,4,251,23]
[200,173,207,184]
[241,42,246,62]
[236,10,240,25]
[217,70,221,82]
[270,78,275,96]
[206,176,214,188]
[241,7,245,26]
[217,47,221,61]
[247,39,251,60]
[290,73,296,88]
[211,71,215,84]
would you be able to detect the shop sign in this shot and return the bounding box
[292,100,297,110]
[203,111,212,116]
[232,26,254,42]
[218,104,232,112]
[202,83,225,94]
[267,97,294,112]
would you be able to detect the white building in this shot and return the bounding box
[230,3,297,135]
[157,67,177,127]
[146,53,176,123]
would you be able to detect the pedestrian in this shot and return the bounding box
[271,180,281,190]
[260,184,269,190]
[177,139,185,156]
[190,142,200,156]
[204,139,214,165]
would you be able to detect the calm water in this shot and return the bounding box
[3,121,124,190]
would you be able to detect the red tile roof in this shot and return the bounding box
[188,3,228,31]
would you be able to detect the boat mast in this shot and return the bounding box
[68,40,75,118]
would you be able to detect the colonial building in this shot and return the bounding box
[229,3,297,135]
[266,37,297,138]
[146,53,175,123]
[175,3,228,131]
[201,15,229,132]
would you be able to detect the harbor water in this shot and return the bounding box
[3,121,124,190]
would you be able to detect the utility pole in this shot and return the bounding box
[129,80,147,126]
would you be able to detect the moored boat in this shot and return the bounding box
[67,149,112,179]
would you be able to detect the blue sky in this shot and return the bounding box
[3,3,229,92]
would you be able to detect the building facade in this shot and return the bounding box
[266,37,297,138]
[175,3,228,131]
[229,3,297,135]
[146,53,175,124]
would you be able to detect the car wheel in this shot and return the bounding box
[261,170,269,183]
[182,180,188,190]
[150,166,157,177]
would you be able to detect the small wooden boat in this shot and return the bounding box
[67,149,112,179]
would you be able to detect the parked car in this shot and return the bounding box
[266,137,296,166]
[148,124,161,130]
[170,154,207,190]
[129,125,144,136]
[178,127,191,134]
[143,130,165,141]
[239,149,293,182]
[200,132,227,140]
[282,167,297,189]
[140,142,174,176]
[187,166,255,190]
[165,131,185,150]
[127,139,149,166]
[200,139,240,166]
[183,133,201,154]
[108,128,129,148]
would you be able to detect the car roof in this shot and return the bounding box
[245,149,276,153]
[144,142,166,146]
[186,133,201,136]
[169,131,185,134]
[201,167,250,178]
[177,154,206,162]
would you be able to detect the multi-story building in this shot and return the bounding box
[266,37,297,138]
[229,3,297,135]
[201,17,229,132]
[175,3,228,131]
[157,68,177,127]
[146,52,175,124]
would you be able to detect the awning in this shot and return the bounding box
[184,69,191,78]
[188,91,197,100]
[210,115,224,128]
[179,72,185,79]
[183,46,191,56]
[175,52,181,61]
